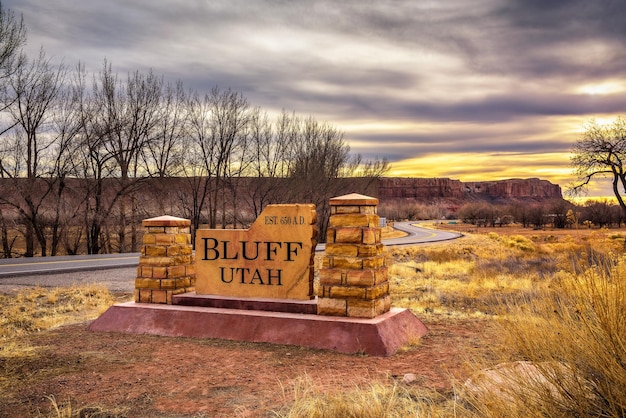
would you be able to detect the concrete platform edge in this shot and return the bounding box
[88,303,428,356]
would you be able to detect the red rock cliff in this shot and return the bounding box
[377,177,562,201]
[378,178,465,199]
[462,178,562,199]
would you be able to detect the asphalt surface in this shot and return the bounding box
[0,223,461,293]
[0,253,140,277]
[384,221,461,245]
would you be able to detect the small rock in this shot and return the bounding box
[402,373,417,384]
[461,361,594,405]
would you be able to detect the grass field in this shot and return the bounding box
[1,224,625,417]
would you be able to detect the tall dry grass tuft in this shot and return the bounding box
[274,375,454,418]
[464,247,626,417]
[42,394,125,418]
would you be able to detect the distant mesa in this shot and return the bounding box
[377,177,562,204]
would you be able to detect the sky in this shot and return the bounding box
[5,0,626,198]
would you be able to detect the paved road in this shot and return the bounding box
[0,253,140,293]
[384,221,461,246]
[0,253,140,278]
[0,223,461,292]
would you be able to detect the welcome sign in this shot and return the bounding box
[195,204,317,300]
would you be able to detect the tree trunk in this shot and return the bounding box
[24,222,34,257]
[131,192,138,252]
[0,209,12,258]
[118,195,127,253]
[88,222,101,255]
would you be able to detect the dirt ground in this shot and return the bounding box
[0,308,497,417]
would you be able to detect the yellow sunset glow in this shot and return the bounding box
[388,152,570,180]
[577,81,626,96]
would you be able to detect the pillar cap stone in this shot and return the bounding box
[329,193,378,206]
[142,215,191,227]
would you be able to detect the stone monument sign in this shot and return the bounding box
[91,194,428,356]
[195,204,317,300]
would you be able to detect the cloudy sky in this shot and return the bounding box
[6,0,626,197]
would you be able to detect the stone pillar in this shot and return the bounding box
[318,193,391,318]
[135,215,195,304]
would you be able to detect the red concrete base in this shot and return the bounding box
[88,303,428,356]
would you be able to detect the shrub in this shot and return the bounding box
[464,251,626,417]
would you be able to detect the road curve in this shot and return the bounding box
[0,223,461,279]
[383,221,462,246]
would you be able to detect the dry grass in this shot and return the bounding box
[0,284,115,398]
[42,395,126,418]
[0,284,114,339]
[386,233,554,318]
[284,226,626,417]
[463,252,626,417]
[274,375,455,418]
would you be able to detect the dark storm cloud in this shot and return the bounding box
[482,0,626,77]
[7,0,622,110]
[252,82,626,124]
[495,0,626,40]
[405,93,626,122]
[10,0,621,100]
[9,0,624,78]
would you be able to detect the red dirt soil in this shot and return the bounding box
[1,314,496,417]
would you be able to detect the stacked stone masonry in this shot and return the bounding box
[318,194,391,318]
[135,216,196,304]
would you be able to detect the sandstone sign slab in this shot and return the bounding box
[195,204,317,300]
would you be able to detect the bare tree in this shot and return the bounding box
[287,116,354,237]
[571,117,626,218]
[207,87,251,228]
[0,4,25,257]
[549,198,571,229]
[184,90,216,235]
[138,80,186,216]
[47,77,83,255]
[74,63,126,254]
[178,137,211,245]
[528,204,547,229]
[458,202,496,226]
[0,1,26,117]
[348,155,390,180]
[141,80,186,178]
[0,50,66,256]
[186,88,251,229]
[581,199,615,228]
[509,202,532,228]
[240,109,389,234]
[240,108,289,219]
[92,61,162,251]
